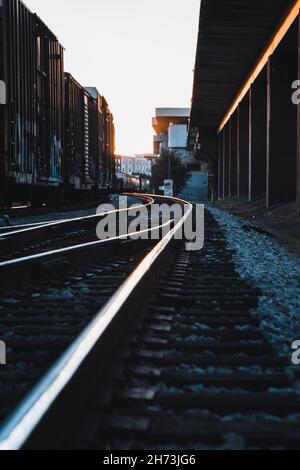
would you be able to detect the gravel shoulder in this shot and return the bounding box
[207,205,300,361]
[214,197,300,257]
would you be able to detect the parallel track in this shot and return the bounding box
[0,195,152,263]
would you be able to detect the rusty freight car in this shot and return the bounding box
[65,77,116,199]
[85,88,116,190]
[0,0,116,208]
[64,73,98,197]
[0,0,65,207]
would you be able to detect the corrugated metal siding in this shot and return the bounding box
[1,0,115,198]
[102,98,115,187]
[86,89,106,189]
[65,77,107,191]
[4,0,36,184]
[87,94,99,188]
[107,111,115,187]
[64,73,84,189]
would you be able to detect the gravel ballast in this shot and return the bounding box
[207,206,300,358]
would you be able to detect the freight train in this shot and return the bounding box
[0,0,116,208]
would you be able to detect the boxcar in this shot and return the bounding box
[65,78,109,195]
[0,0,64,205]
[101,96,115,188]
[106,109,116,188]
[84,87,104,190]
[85,88,103,190]
[65,73,86,193]
[0,0,115,208]
[85,87,116,190]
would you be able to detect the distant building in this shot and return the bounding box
[152,108,210,201]
[121,156,136,176]
[115,155,153,177]
[115,154,158,191]
[152,108,190,156]
[134,154,160,176]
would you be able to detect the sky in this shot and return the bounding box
[25,0,201,155]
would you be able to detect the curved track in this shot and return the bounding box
[0,195,192,449]
[0,199,299,450]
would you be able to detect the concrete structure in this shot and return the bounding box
[152,108,190,156]
[168,124,188,149]
[152,108,209,201]
[189,0,300,214]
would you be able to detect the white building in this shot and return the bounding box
[115,154,158,190]
[115,155,153,177]
[133,155,153,176]
[121,156,135,176]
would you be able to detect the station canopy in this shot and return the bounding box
[190,0,296,130]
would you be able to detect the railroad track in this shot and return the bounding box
[0,194,189,449]
[0,199,299,450]
[0,194,152,264]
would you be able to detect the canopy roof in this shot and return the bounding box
[190,0,296,129]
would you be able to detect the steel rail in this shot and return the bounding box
[0,219,172,270]
[0,194,154,239]
[0,196,192,450]
[0,193,171,270]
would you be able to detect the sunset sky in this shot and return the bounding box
[25,0,201,155]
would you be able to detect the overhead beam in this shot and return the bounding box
[219,0,300,133]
